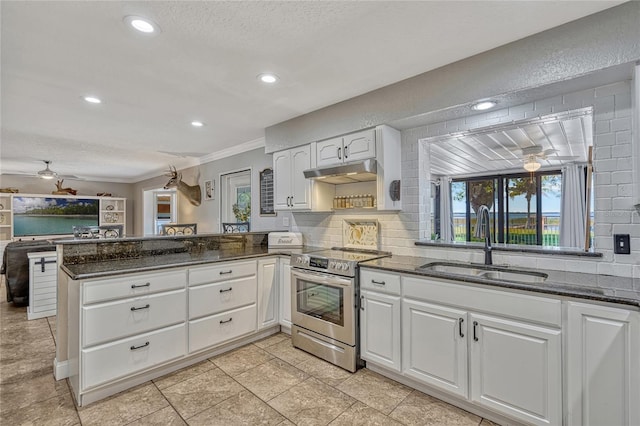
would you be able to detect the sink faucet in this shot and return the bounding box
[475,205,493,265]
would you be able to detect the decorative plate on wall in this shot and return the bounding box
[342,219,379,249]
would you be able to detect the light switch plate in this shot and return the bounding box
[614,234,630,254]
[283,217,289,227]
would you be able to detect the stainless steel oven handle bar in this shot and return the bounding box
[290,269,354,287]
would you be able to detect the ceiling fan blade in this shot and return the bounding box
[545,155,579,160]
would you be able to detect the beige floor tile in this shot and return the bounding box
[337,368,412,415]
[0,369,70,412]
[235,358,308,401]
[48,315,57,343]
[0,392,80,426]
[329,401,404,426]
[161,367,243,419]
[77,382,169,426]
[278,420,296,426]
[296,356,353,387]
[0,335,56,364]
[188,389,285,426]
[153,360,216,390]
[126,406,187,425]
[480,419,501,426]
[268,377,356,425]
[0,317,52,344]
[0,355,54,384]
[389,390,482,426]
[264,339,320,366]
[211,343,274,376]
[253,332,290,349]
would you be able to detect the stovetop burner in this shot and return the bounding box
[290,247,391,277]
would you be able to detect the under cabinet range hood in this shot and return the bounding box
[303,159,378,184]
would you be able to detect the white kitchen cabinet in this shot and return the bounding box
[470,313,561,426]
[27,251,57,320]
[566,301,640,426]
[257,258,278,330]
[360,289,401,372]
[402,299,468,398]
[279,257,292,330]
[273,145,313,210]
[316,129,376,167]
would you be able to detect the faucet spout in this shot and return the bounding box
[476,205,493,265]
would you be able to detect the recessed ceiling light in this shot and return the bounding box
[191,121,204,127]
[83,96,102,104]
[472,100,497,111]
[258,73,279,84]
[124,16,159,34]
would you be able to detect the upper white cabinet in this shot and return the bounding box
[273,145,313,211]
[566,301,640,426]
[316,129,376,167]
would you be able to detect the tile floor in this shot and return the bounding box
[0,278,500,425]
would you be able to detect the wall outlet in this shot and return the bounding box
[283,216,289,227]
[614,234,630,254]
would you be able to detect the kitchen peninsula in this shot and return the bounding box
[54,231,313,406]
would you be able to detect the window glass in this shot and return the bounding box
[506,177,537,245]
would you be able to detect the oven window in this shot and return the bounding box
[296,279,344,327]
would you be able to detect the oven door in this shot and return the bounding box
[291,268,355,346]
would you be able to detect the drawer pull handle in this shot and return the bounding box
[459,318,465,338]
[130,341,150,351]
[220,318,233,324]
[219,270,233,275]
[130,304,150,311]
[360,295,365,311]
[219,287,233,293]
[371,279,386,285]
[131,282,151,289]
[473,321,479,342]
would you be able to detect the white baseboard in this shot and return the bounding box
[54,358,70,380]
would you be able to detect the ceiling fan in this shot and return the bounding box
[37,160,58,179]
[492,146,579,172]
[5,160,81,180]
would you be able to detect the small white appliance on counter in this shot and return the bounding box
[268,232,303,248]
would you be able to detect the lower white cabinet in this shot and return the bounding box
[402,299,468,398]
[469,313,561,426]
[27,251,57,320]
[279,257,292,329]
[189,304,257,353]
[566,301,640,426]
[258,258,278,330]
[361,290,401,372]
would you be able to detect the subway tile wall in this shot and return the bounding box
[291,79,639,296]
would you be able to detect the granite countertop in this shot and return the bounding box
[360,255,640,308]
[61,246,324,280]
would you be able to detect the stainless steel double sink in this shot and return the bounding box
[418,262,548,284]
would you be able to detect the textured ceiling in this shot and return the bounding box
[0,1,622,182]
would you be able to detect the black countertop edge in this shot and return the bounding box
[61,246,326,280]
[415,240,603,258]
[359,257,639,308]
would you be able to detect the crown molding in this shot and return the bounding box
[198,138,265,165]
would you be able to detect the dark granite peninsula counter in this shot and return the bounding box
[360,255,640,308]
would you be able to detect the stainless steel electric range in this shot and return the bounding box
[289,247,391,372]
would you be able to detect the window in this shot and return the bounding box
[220,169,251,227]
[449,171,562,246]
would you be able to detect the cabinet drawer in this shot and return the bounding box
[83,269,187,304]
[403,276,561,327]
[189,260,256,286]
[189,276,257,319]
[81,323,186,390]
[82,289,186,347]
[360,269,401,295]
[189,304,257,353]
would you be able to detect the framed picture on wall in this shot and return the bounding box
[204,180,214,201]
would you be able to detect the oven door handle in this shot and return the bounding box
[291,269,353,287]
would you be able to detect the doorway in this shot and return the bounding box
[143,189,177,235]
[220,169,251,230]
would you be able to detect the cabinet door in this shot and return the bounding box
[316,137,343,167]
[402,299,468,398]
[343,129,375,162]
[273,149,292,211]
[470,313,561,426]
[279,258,292,329]
[566,301,640,426]
[290,145,312,210]
[257,258,278,330]
[361,290,401,372]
